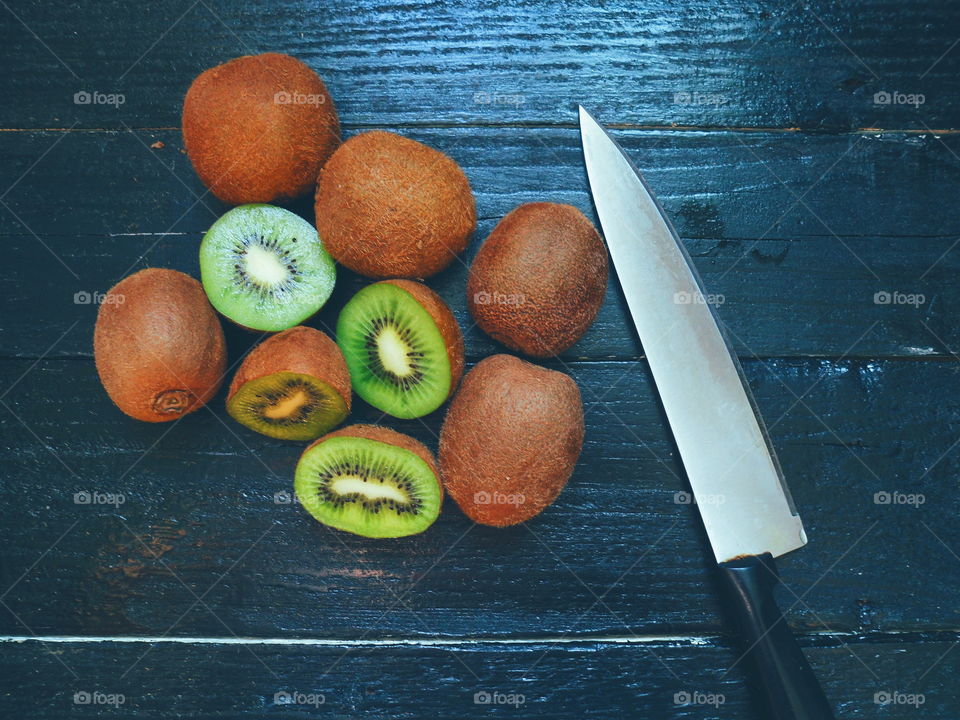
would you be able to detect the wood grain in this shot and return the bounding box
[1,357,956,639]
[2,128,957,359]
[2,0,959,130]
[0,636,954,718]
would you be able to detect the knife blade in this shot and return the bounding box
[579,106,834,720]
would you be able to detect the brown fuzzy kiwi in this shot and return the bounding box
[227,326,351,441]
[439,354,584,526]
[94,268,226,422]
[183,53,340,205]
[467,202,608,357]
[314,131,476,278]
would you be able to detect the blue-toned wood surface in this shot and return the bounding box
[1,1,958,717]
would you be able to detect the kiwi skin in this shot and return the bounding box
[314,131,476,279]
[94,268,227,422]
[227,326,351,439]
[183,53,340,205]
[379,279,465,398]
[467,202,608,357]
[439,354,584,527]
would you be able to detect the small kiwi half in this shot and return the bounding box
[200,204,336,331]
[336,280,463,419]
[227,326,350,441]
[294,424,443,538]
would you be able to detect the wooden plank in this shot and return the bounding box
[0,357,956,639]
[4,128,960,239]
[2,0,959,130]
[2,128,957,360]
[0,636,955,718]
[3,231,953,361]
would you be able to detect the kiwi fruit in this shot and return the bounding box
[314,131,476,278]
[439,354,584,526]
[182,53,340,205]
[294,424,443,538]
[467,202,608,357]
[337,280,463,419]
[227,326,350,441]
[200,204,336,331]
[94,268,226,422]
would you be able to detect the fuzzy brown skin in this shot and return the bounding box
[379,279,464,397]
[314,131,476,278]
[438,354,584,526]
[310,424,442,500]
[183,53,340,205]
[227,326,351,410]
[467,202,608,357]
[94,268,226,422]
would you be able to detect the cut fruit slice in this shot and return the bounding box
[294,425,443,538]
[200,204,336,331]
[336,280,463,419]
[226,326,351,441]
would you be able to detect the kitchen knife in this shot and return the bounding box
[579,106,834,720]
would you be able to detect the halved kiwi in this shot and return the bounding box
[294,425,443,538]
[336,280,463,419]
[200,204,336,331]
[227,326,350,441]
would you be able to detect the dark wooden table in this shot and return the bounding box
[2,1,959,717]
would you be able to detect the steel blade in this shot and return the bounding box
[579,106,806,563]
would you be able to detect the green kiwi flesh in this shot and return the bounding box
[200,204,336,331]
[227,371,348,441]
[337,283,451,418]
[294,436,442,537]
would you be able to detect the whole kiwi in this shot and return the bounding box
[183,53,340,205]
[94,268,227,422]
[438,354,584,526]
[314,131,476,278]
[467,202,608,357]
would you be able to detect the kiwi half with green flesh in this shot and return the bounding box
[200,204,336,332]
[337,280,463,419]
[227,326,350,441]
[294,424,443,538]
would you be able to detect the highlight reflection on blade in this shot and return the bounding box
[579,106,805,563]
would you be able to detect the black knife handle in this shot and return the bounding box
[717,553,835,720]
